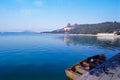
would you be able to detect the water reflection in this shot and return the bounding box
[97,36,118,42]
[58,35,120,50]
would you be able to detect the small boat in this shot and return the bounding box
[65,54,106,80]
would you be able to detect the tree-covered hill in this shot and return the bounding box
[50,21,120,34]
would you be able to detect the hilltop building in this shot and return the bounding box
[64,23,78,31]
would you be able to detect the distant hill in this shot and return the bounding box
[0,31,39,35]
[47,21,120,34]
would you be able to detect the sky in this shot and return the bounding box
[0,0,120,32]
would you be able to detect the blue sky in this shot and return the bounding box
[0,0,120,32]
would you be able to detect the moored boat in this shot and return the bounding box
[65,54,106,80]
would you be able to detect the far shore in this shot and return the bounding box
[63,33,120,38]
[64,34,96,36]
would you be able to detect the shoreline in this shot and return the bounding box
[64,33,120,38]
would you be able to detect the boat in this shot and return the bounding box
[65,54,106,80]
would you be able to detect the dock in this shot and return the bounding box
[76,53,120,80]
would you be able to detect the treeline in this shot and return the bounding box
[70,22,120,34]
[50,21,120,34]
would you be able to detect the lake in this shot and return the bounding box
[0,33,120,80]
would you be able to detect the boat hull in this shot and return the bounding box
[65,54,106,80]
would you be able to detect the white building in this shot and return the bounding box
[63,23,76,31]
[64,27,73,31]
[97,33,116,36]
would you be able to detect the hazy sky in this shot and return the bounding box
[0,0,120,32]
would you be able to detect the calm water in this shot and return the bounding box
[0,33,120,80]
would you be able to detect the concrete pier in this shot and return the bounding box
[76,53,120,80]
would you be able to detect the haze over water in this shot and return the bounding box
[0,33,120,80]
